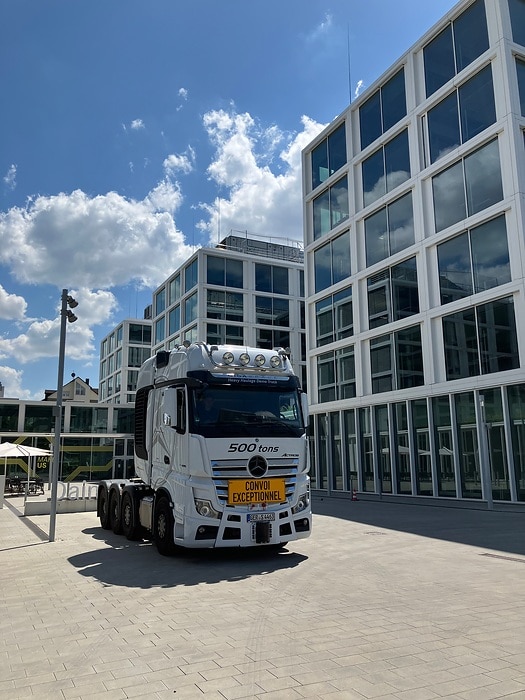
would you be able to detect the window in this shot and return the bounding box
[433,139,503,233]
[129,323,151,344]
[317,346,356,402]
[443,297,519,380]
[365,192,414,267]
[207,290,243,321]
[169,274,180,304]
[517,58,525,116]
[370,325,424,393]
[314,231,351,293]
[155,287,166,316]
[255,264,289,294]
[128,346,150,368]
[127,370,138,392]
[311,122,347,190]
[155,317,165,344]
[256,328,290,350]
[255,297,289,326]
[24,405,54,432]
[207,256,243,288]
[315,287,353,346]
[116,326,123,347]
[367,257,419,329]
[184,259,198,292]
[509,0,525,46]
[362,129,410,208]
[313,175,349,240]
[423,0,489,97]
[206,323,244,346]
[168,306,180,335]
[438,215,510,304]
[427,65,496,164]
[184,292,198,325]
[360,68,406,149]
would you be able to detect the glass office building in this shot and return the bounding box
[302,0,525,507]
[151,233,307,389]
[0,400,134,482]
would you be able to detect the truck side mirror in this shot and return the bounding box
[301,392,309,425]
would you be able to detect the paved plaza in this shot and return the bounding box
[1,494,524,699]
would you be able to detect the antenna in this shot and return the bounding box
[347,23,352,104]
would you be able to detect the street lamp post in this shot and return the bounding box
[49,289,78,543]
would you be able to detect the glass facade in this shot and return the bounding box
[423,0,489,97]
[311,121,346,190]
[303,0,525,508]
[362,129,410,207]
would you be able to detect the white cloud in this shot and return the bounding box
[0,186,193,289]
[130,118,145,130]
[0,365,42,400]
[306,13,334,43]
[198,110,325,242]
[355,80,364,98]
[0,289,116,365]
[178,87,188,100]
[3,164,17,190]
[163,147,195,176]
[0,285,27,320]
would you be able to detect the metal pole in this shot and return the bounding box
[49,289,68,542]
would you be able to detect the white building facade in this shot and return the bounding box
[302,0,525,506]
[99,315,152,405]
[151,233,307,389]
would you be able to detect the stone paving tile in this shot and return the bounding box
[2,498,525,700]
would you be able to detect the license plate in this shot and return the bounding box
[248,512,275,522]
[227,478,285,506]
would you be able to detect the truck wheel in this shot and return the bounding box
[98,486,111,530]
[154,497,176,556]
[109,489,123,535]
[121,491,142,541]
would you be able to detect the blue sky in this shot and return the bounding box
[0,0,457,399]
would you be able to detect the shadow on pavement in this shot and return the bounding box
[68,527,307,588]
[313,496,525,557]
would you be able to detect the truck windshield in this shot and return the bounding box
[189,385,305,438]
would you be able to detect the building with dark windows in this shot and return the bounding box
[151,232,307,389]
[302,0,525,506]
[98,313,152,404]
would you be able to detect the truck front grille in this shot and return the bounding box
[211,457,298,504]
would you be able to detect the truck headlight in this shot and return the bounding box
[292,493,310,514]
[195,499,221,519]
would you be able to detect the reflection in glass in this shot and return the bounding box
[388,192,414,256]
[376,405,392,494]
[453,0,489,73]
[385,130,410,193]
[365,208,388,267]
[455,392,481,498]
[413,399,432,495]
[509,0,525,47]
[482,388,511,501]
[316,414,328,489]
[359,407,375,492]
[394,402,412,494]
[507,384,525,501]
[432,396,456,497]
[459,65,496,143]
[424,25,455,97]
[428,92,460,163]
[517,58,525,117]
[470,216,510,293]
[343,410,358,492]
[330,412,343,490]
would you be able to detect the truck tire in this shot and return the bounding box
[98,485,111,530]
[121,491,142,541]
[109,489,123,535]
[154,497,176,556]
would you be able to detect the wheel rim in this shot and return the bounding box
[123,501,132,528]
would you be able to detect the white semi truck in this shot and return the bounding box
[97,342,311,554]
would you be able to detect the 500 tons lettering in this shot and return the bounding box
[228,443,278,453]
